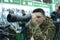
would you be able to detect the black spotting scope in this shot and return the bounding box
[7,14,31,22]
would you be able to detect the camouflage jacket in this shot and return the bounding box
[27,17,56,40]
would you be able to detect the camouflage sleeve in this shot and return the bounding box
[46,19,56,40]
[28,21,46,40]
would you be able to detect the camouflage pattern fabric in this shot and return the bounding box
[27,17,56,40]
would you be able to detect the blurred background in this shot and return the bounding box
[0,0,60,40]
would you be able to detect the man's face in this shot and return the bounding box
[22,10,25,14]
[31,12,45,25]
[9,10,14,14]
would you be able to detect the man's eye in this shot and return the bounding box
[37,16,41,18]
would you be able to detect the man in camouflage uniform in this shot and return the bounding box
[27,8,56,40]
